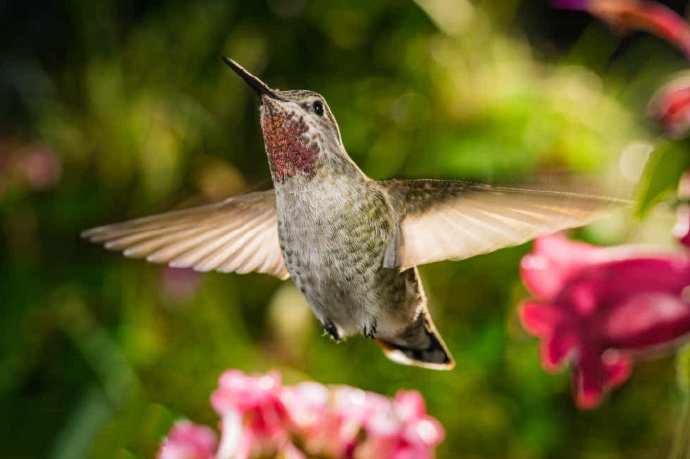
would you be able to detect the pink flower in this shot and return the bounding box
[316,386,380,457]
[392,392,444,458]
[394,391,444,449]
[283,384,438,458]
[355,390,444,459]
[160,370,445,458]
[519,234,690,408]
[211,370,288,458]
[281,382,329,438]
[158,421,218,459]
[281,442,307,459]
[675,172,690,247]
[649,75,690,138]
[554,0,690,59]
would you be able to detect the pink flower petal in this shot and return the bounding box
[211,369,284,416]
[393,391,426,421]
[281,382,329,435]
[281,442,307,459]
[158,421,218,459]
[601,350,632,388]
[319,386,372,457]
[358,414,400,459]
[366,410,400,437]
[573,353,607,409]
[521,235,601,299]
[573,350,633,409]
[674,205,690,247]
[518,301,566,337]
[556,0,690,59]
[568,281,600,315]
[210,369,288,456]
[595,257,690,301]
[390,445,433,459]
[216,410,243,459]
[540,330,579,371]
[605,292,690,350]
[650,76,690,138]
[402,417,445,447]
[212,370,283,414]
[675,172,690,245]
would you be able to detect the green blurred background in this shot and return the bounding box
[1,0,687,457]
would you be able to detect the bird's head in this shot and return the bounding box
[223,57,349,184]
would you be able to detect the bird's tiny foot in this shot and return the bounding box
[322,320,341,341]
[363,318,377,339]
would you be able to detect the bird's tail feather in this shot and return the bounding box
[377,314,454,371]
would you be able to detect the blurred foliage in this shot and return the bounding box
[0,0,688,458]
[636,139,690,216]
[671,345,690,459]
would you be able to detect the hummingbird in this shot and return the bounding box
[83,58,623,370]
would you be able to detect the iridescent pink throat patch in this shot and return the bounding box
[261,112,319,182]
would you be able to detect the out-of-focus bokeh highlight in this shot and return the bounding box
[1,0,688,457]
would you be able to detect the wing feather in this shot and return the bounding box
[82,190,289,280]
[384,179,627,270]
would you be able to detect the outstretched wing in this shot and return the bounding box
[383,179,627,270]
[82,190,289,279]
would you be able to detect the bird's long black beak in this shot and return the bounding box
[222,57,286,101]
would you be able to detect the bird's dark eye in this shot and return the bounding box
[312,101,324,116]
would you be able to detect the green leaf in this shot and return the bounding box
[636,140,690,217]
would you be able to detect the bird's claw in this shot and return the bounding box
[322,320,341,341]
[364,318,377,339]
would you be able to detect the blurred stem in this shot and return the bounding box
[670,344,690,459]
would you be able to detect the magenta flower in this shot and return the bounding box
[649,75,690,138]
[330,387,386,456]
[282,384,445,459]
[356,391,444,459]
[555,0,690,59]
[211,370,288,458]
[675,172,690,247]
[280,382,329,438]
[158,370,444,458]
[158,421,218,459]
[519,234,690,408]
